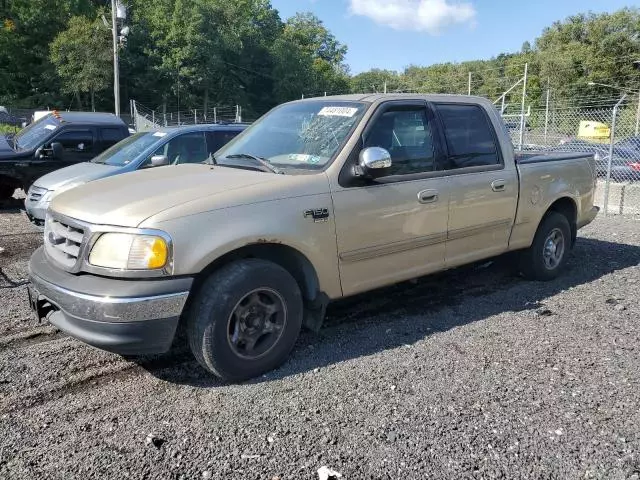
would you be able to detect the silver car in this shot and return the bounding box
[24,123,247,226]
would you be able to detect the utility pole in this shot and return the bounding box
[604,93,628,216]
[111,0,120,116]
[384,82,387,94]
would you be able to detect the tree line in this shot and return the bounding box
[1,2,639,119]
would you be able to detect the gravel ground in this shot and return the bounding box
[1,197,639,479]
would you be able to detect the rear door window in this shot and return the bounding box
[435,104,500,169]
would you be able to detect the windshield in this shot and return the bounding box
[216,101,368,170]
[91,132,164,166]
[14,115,60,150]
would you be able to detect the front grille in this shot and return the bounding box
[44,215,86,270]
[28,185,48,202]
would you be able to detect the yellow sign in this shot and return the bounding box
[577,120,610,143]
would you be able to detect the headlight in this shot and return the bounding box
[89,233,169,270]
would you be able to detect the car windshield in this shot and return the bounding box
[14,115,61,151]
[215,101,368,171]
[91,132,164,166]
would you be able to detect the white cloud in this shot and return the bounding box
[349,0,476,35]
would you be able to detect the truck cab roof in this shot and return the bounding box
[46,111,126,126]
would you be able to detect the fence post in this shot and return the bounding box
[214,107,217,124]
[518,63,528,151]
[468,72,471,96]
[152,110,155,127]
[604,94,628,216]
[544,79,550,144]
[235,105,239,123]
[194,109,197,124]
[635,91,640,136]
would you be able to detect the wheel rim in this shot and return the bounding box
[542,228,565,270]
[226,288,287,360]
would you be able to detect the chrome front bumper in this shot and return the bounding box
[28,247,193,355]
[29,272,189,323]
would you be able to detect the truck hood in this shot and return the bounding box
[50,164,324,227]
[34,162,120,192]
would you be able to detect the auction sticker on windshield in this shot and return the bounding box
[44,125,57,131]
[317,106,358,117]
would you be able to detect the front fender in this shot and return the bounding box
[149,193,342,300]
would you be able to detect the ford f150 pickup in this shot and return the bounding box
[27,94,599,382]
[0,111,129,200]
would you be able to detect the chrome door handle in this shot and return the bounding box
[417,189,438,204]
[491,180,506,192]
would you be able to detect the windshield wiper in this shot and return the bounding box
[222,153,283,174]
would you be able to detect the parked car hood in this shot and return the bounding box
[34,162,120,192]
[50,164,330,228]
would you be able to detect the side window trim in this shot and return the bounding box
[431,102,504,173]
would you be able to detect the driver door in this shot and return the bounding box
[23,129,96,187]
[331,101,450,296]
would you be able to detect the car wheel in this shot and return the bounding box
[187,259,303,382]
[519,212,571,281]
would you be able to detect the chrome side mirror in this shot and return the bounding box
[150,154,170,167]
[358,146,392,178]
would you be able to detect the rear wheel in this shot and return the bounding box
[187,259,303,382]
[519,212,571,281]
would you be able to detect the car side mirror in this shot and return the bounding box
[50,142,64,159]
[357,147,392,178]
[34,146,43,159]
[150,154,169,167]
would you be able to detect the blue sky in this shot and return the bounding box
[270,0,635,74]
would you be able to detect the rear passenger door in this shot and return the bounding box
[433,103,518,268]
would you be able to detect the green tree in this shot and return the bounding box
[0,0,100,107]
[50,15,112,111]
[350,69,406,93]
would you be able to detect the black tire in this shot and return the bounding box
[187,259,303,382]
[0,183,15,200]
[519,212,571,281]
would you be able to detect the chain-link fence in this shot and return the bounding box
[504,98,640,215]
[132,100,248,132]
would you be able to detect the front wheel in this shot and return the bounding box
[519,212,571,281]
[187,259,303,382]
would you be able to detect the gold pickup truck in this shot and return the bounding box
[28,94,599,381]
